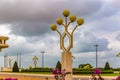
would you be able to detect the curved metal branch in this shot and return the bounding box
[67,22,71,27]
[71,25,78,35]
[56,29,65,51]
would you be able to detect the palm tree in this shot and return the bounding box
[32,56,38,68]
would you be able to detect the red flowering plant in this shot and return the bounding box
[52,69,71,80]
[52,69,61,80]
[112,76,120,80]
[94,68,101,74]
[5,78,18,80]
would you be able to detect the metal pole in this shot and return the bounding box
[40,51,45,68]
[4,54,6,68]
[4,53,8,68]
[42,53,44,68]
[19,53,21,68]
[93,44,99,68]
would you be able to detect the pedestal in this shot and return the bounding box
[62,52,72,80]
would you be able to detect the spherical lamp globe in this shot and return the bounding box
[77,18,84,25]
[56,18,63,25]
[63,10,70,17]
[69,15,76,22]
[50,24,57,31]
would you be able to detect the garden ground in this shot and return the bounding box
[0,72,118,80]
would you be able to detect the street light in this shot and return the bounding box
[93,43,99,68]
[40,51,45,68]
[50,10,84,80]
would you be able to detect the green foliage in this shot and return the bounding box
[21,67,113,74]
[28,66,32,70]
[21,67,53,72]
[113,68,120,71]
[12,61,19,72]
[78,63,93,68]
[101,70,113,74]
[73,70,113,74]
[55,61,61,70]
[73,68,113,74]
[104,62,111,70]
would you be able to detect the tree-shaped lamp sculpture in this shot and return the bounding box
[50,10,84,80]
[32,56,38,68]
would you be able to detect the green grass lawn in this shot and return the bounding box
[101,73,120,76]
[2,71,120,76]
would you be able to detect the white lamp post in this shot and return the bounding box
[40,51,45,68]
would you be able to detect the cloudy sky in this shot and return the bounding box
[0,0,120,69]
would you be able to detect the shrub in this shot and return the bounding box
[72,68,113,74]
[21,67,53,72]
[12,61,19,72]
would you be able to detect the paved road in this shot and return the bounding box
[0,72,116,80]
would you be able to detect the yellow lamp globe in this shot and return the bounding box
[69,15,76,22]
[50,24,57,31]
[63,10,70,17]
[56,18,63,25]
[77,18,84,25]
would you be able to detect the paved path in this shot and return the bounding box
[0,72,117,80]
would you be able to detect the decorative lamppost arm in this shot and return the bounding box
[71,25,78,35]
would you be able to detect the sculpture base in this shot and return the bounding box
[62,52,72,80]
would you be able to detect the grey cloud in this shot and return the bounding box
[116,32,120,41]
[9,22,50,36]
[0,0,103,37]
[93,3,119,19]
[73,31,110,53]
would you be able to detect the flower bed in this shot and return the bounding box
[112,76,120,80]
[0,78,18,80]
[52,69,71,80]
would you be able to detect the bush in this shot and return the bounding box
[113,68,120,71]
[73,68,113,74]
[21,67,53,72]
[12,61,19,72]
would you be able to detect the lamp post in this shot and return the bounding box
[32,56,38,68]
[93,43,99,68]
[4,53,8,68]
[50,10,84,80]
[8,57,12,68]
[40,51,45,68]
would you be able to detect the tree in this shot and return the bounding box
[78,63,93,68]
[79,64,84,68]
[12,61,19,72]
[55,61,61,70]
[104,62,110,70]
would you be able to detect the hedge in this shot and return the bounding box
[73,69,113,74]
[21,68,113,74]
[21,67,53,72]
